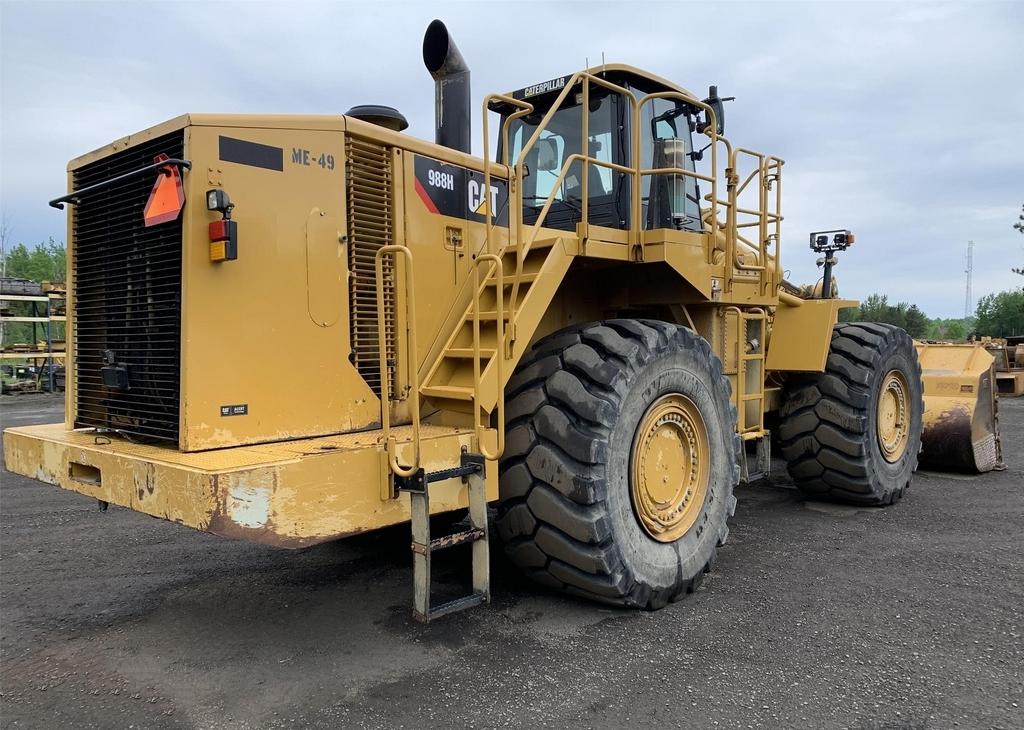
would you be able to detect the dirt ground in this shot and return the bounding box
[1,394,1021,729]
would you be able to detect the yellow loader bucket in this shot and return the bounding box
[915,342,1004,473]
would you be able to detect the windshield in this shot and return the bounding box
[505,92,627,230]
[495,81,702,233]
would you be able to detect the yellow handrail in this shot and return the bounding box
[375,244,421,478]
[633,90,731,265]
[728,148,784,293]
[472,254,505,460]
[482,93,533,257]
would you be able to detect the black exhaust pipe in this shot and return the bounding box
[422,19,470,154]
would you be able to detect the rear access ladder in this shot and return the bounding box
[396,452,490,621]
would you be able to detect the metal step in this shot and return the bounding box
[421,385,475,401]
[413,528,486,553]
[398,452,491,622]
[444,347,496,359]
[489,272,538,287]
[424,592,487,620]
[470,310,511,321]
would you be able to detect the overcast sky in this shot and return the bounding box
[1,0,1021,318]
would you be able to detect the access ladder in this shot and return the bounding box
[395,452,491,622]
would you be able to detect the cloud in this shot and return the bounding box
[2,0,1022,317]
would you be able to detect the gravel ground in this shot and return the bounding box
[1,394,1021,729]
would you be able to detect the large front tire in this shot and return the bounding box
[494,320,740,609]
[778,322,923,505]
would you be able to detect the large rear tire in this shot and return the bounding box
[778,322,923,505]
[494,320,740,609]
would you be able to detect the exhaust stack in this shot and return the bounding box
[422,19,471,154]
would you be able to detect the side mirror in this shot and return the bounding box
[702,85,731,136]
[536,137,559,172]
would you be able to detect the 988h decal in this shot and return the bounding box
[413,155,509,225]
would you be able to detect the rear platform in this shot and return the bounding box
[2,423,496,548]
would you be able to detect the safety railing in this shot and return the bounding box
[724,148,784,295]
[375,249,506,473]
[482,73,784,306]
[375,244,421,477]
[631,90,727,265]
[482,73,643,346]
[482,93,533,257]
[631,92,783,294]
[471,254,505,460]
[505,73,638,258]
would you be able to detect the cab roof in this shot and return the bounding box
[498,64,699,111]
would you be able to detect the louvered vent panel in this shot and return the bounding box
[71,131,184,443]
[346,137,397,399]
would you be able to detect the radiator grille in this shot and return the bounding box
[346,137,397,399]
[71,131,184,443]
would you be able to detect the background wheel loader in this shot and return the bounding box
[2,20,1002,621]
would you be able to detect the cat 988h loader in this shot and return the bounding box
[3,20,1001,620]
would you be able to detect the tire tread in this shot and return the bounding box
[778,322,923,505]
[495,319,738,608]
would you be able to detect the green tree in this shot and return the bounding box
[859,294,898,324]
[844,293,933,337]
[903,304,929,338]
[944,320,967,340]
[974,289,1024,337]
[926,318,969,341]
[2,239,66,282]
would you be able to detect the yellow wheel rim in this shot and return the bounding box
[877,369,910,463]
[630,394,710,543]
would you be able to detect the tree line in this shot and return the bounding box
[1,238,66,283]
[839,290,1023,339]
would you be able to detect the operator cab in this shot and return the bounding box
[492,65,706,234]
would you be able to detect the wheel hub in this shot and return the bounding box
[630,394,710,543]
[877,369,910,463]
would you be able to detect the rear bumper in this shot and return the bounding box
[3,423,496,548]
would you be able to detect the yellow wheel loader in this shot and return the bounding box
[2,20,1001,620]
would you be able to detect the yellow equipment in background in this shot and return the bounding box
[981,336,1024,397]
[916,342,1003,473]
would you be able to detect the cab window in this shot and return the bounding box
[507,92,628,230]
[638,97,701,231]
